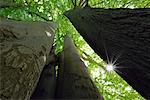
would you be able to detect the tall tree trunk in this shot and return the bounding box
[0,18,57,99]
[55,35,103,99]
[30,47,57,99]
[65,8,150,99]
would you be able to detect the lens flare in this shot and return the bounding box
[106,63,114,72]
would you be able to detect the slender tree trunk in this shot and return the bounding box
[56,35,103,99]
[30,47,57,99]
[0,18,57,99]
[65,8,150,99]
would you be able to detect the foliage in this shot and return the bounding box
[0,0,148,99]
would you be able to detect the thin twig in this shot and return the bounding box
[78,49,106,71]
[80,0,89,8]
[121,1,132,8]
[27,10,51,21]
[91,1,104,7]
[71,0,77,8]
[0,1,25,8]
[144,2,150,8]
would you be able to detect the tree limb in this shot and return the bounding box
[27,10,52,21]
[79,49,106,71]
[0,1,25,8]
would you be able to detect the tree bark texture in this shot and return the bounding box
[0,18,57,99]
[55,35,103,99]
[30,47,57,99]
[65,8,150,99]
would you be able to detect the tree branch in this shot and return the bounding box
[79,49,106,71]
[144,2,150,8]
[121,1,132,8]
[0,1,25,8]
[27,10,52,21]
[91,1,104,7]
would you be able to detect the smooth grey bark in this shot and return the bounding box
[0,18,57,99]
[65,8,150,99]
[56,35,103,99]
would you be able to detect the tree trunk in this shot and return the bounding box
[55,35,103,99]
[0,18,57,99]
[30,47,57,99]
[65,8,150,99]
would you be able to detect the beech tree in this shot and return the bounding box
[56,35,103,99]
[65,7,150,99]
[0,18,102,99]
[0,18,57,99]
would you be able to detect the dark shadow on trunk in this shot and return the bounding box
[55,35,103,99]
[65,8,150,99]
